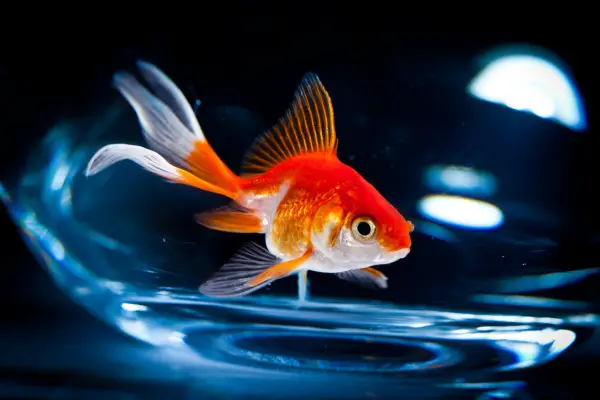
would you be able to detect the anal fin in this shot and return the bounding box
[199,242,308,298]
[336,267,388,290]
[195,204,265,233]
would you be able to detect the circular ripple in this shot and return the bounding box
[213,329,459,373]
[118,295,581,377]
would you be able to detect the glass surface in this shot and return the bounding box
[2,43,597,398]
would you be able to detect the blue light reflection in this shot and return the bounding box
[468,51,587,132]
[425,164,497,197]
[418,194,504,230]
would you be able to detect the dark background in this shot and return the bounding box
[0,28,597,398]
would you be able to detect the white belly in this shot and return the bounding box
[305,261,352,273]
[239,182,361,274]
[300,251,361,274]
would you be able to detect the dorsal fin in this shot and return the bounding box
[240,73,338,177]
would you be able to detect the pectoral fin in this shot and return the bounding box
[336,267,388,290]
[247,251,311,287]
[199,242,309,298]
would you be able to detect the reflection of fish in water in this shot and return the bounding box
[86,61,414,298]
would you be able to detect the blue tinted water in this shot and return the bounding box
[2,51,597,398]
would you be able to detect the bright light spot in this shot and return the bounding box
[425,164,497,196]
[468,53,586,131]
[121,303,148,312]
[48,238,65,261]
[50,164,69,191]
[418,194,504,229]
[103,280,126,294]
[548,329,576,355]
[116,319,187,347]
[169,332,185,343]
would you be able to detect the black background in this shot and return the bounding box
[0,25,597,399]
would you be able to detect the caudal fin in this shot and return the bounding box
[85,61,240,200]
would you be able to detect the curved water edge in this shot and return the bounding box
[2,198,578,397]
[115,293,579,368]
[2,187,587,383]
[2,104,598,398]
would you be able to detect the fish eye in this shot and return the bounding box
[351,217,376,242]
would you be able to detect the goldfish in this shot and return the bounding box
[85,61,414,298]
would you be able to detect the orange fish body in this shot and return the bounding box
[86,61,414,297]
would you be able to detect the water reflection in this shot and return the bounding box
[492,267,600,294]
[468,45,587,132]
[115,294,580,379]
[1,44,597,399]
[418,194,504,229]
[425,164,497,197]
[411,219,459,243]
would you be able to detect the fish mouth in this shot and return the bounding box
[394,248,410,259]
[376,248,410,264]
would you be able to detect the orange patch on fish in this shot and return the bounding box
[85,62,414,298]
